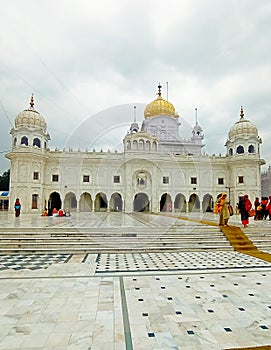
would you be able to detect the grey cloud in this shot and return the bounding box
[1,0,271,173]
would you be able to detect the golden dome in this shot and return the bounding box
[144,84,179,118]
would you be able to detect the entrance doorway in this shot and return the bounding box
[48,192,61,215]
[133,193,150,212]
[160,193,172,212]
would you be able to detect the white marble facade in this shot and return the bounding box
[6,87,265,213]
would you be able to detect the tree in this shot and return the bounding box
[0,169,10,190]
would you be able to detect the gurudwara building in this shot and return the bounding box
[6,85,265,214]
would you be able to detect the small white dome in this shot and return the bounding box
[228,107,258,139]
[14,95,47,131]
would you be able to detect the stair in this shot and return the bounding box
[0,223,233,254]
[241,228,271,251]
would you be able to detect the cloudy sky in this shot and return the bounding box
[1,0,271,174]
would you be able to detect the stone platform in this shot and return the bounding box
[0,211,271,349]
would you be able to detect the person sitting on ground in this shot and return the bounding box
[58,209,64,217]
[52,208,58,217]
[41,207,48,216]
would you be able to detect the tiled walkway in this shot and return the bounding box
[0,211,271,349]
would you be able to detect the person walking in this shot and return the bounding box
[214,192,230,226]
[14,198,21,217]
[267,196,271,220]
[261,197,269,220]
[238,194,252,228]
[254,197,260,220]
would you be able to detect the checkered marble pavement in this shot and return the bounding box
[0,212,271,349]
[1,250,271,274]
[0,254,72,271]
[95,251,271,274]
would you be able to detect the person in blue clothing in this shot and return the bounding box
[14,198,21,217]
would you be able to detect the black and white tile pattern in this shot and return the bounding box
[95,251,271,274]
[0,254,72,271]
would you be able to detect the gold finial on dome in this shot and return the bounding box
[144,84,179,118]
[240,105,244,119]
[30,94,35,108]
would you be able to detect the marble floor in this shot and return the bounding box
[0,211,271,349]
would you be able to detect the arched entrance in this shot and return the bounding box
[110,193,122,211]
[48,192,62,215]
[133,193,149,212]
[202,193,213,212]
[64,192,77,212]
[174,193,186,212]
[79,192,92,212]
[188,193,200,212]
[95,192,108,212]
[160,193,172,212]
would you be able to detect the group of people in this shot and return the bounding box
[214,193,271,229]
[13,194,271,227]
[42,207,71,217]
[214,192,252,228]
[253,196,271,220]
[13,198,71,218]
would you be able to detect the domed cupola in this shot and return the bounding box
[10,95,50,150]
[226,106,262,157]
[228,106,258,139]
[144,84,179,118]
[15,94,47,131]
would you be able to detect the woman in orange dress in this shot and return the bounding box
[214,193,230,226]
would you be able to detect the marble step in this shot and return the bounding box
[0,230,232,253]
[0,227,220,235]
[0,245,233,254]
[0,236,223,242]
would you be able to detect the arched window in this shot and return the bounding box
[236,145,244,154]
[33,138,41,148]
[229,148,233,156]
[126,140,131,150]
[132,140,138,150]
[138,139,144,150]
[13,137,17,146]
[248,144,255,153]
[137,172,146,187]
[21,136,28,146]
[32,194,38,209]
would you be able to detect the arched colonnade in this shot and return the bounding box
[47,191,214,213]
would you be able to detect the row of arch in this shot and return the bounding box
[47,191,214,213]
[228,144,255,156]
[14,136,45,148]
[125,139,158,151]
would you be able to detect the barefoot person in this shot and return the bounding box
[238,194,252,228]
[14,198,21,217]
[214,192,230,226]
